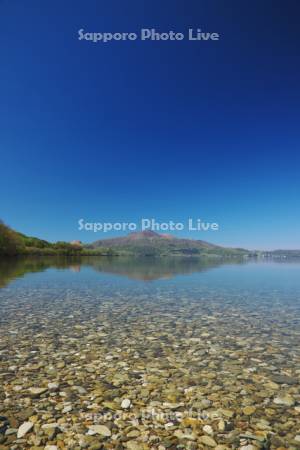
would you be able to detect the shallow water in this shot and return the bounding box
[0,257,300,449]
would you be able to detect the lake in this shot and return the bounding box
[0,256,299,449]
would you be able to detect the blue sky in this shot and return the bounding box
[1,0,300,249]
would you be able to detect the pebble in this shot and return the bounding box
[273,394,295,406]
[48,382,59,390]
[28,387,48,396]
[5,428,17,436]
[17,421,34,438]
[271,374,298,385]
[87,425,111,437]
[199,435,217,447]
[62,405,72,413]
[218,420,225,432]
[173,430,196,440]
[121,398,131,409]
[203,425,214,435]
[41,423,59,429]
[242,406,256,415]
[127,430,140,438]
[126,441,144,450]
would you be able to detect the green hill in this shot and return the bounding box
[0,222,25,255]
[0,221,118,256]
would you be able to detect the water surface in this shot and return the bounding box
[0,257,299,449]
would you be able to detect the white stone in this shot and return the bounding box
[13,385,22,392]
[5,428,18,436]
[45,446,58,450]
[121,398,131,409]
[87,425,111,437]
[29,387,48,396]
[273,394,295,406]
[203,424,214,435]
[48,382,59,390]
[174,430,196,440]
[62,405,73,413]
[199,435,217,447]
[42,423,59,429]
[74,385,87,394]
[126,442,144,450]
[17,421,34,438]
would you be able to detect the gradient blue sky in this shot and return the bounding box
[1,0,300,249]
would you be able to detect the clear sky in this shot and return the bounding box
[1,0,300,249]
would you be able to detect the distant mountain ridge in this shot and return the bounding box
[91,230,217,246]
[88,230,245,257]
[2,221,300,258]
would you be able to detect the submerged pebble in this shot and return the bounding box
[0,269,299,449]
[17,421,34,438]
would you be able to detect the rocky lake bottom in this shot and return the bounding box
[0,257,299,450]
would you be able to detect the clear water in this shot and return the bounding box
[0,257,299,448]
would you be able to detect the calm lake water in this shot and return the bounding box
[0,257,300,449]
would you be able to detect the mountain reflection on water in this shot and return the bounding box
[0,255,245,287]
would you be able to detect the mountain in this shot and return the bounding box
[2,222,298,259]
[88,231,247,257]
